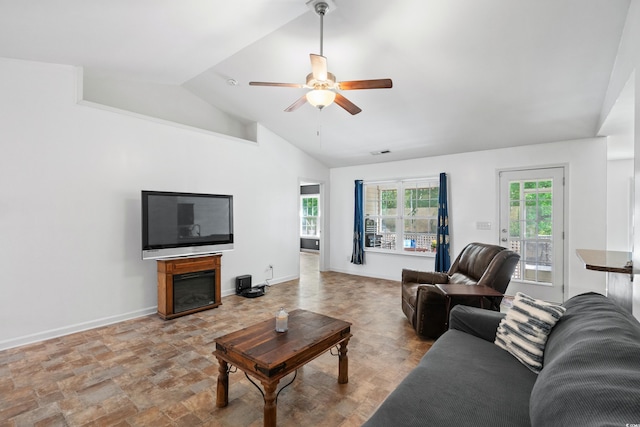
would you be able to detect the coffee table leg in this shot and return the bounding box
[262,381,278,427]
[216,358,229,408]
[338,339,350,384]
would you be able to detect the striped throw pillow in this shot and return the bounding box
[495,292,566,373]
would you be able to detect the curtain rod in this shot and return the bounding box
[364,176,440,185]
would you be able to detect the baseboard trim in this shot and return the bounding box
[0,306,157,352]
[2,274,302,351]
[329,267,399,281]
[221,274,299,297]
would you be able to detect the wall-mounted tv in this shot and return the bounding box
[141,190,234,260]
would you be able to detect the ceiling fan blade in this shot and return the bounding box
[249,82,304,88]
[334,93,362,115]
[310,54,328,81]
[284,95,308,112]
[337,79,393,90]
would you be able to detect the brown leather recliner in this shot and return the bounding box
[402,242,520,339]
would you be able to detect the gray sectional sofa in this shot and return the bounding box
[364,293,640,426]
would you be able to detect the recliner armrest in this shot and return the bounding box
[402,268,449,285]
[449,305,505,342]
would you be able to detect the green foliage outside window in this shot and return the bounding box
[405,187,438,215]
[363,180,439,252]
[404,186,438,233]
[381,189,397,213]
[509,180,552,238]
[301,196,319,236]
[302,197,318,217]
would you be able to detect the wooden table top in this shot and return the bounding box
[435,284,504,297]
[214,309,352,381]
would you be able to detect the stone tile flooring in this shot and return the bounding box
[0,253,433,426]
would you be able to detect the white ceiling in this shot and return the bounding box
[0,0,632,167]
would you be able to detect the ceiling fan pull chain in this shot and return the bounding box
[316,108,323,143]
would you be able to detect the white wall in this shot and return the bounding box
[0,58,329,350]
[330,138,608,299]
[602,0,640,317]
[82,72,256,141]
[607,158,634,251]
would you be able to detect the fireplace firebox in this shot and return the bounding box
[173,270,216,314]
[156,254,222,320]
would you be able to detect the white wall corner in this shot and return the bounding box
[74,66,84,103]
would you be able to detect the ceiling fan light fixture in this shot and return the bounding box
[306,89,336,109]
[250,0,390,115]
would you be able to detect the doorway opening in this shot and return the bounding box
[498,167,565,302]
[299,180,324,277]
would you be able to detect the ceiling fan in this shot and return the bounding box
[249,0,392,115]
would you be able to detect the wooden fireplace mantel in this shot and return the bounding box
[157,254,222,320]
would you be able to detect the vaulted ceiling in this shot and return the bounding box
[0,0,632,167]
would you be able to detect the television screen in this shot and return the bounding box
[142,191,234,260]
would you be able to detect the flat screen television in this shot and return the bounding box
[141,190,234,260]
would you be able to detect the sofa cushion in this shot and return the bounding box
[530,293,640,426]
[450,304,505,342]
[363,329,537,427]
[448,272,477,285]
[495,292,565,373]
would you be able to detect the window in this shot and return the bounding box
[364,178,439,254]
[301,195,319,237]
[507,177,554,283]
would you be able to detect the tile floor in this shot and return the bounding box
[0,253,433,426]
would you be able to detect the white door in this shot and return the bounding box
[499,167,565,302]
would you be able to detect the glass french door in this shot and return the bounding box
[499,167,565,302]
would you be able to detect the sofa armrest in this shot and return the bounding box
[402,268,449,285]
[413,284,448,338]
[449,305,505,342]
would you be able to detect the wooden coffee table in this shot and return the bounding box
[214,309,352,427]
[435,284,504,327]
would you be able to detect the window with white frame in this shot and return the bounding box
[363,178,439,254]
[301,195,319,237]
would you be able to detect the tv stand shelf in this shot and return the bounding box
[156,254,222,320]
